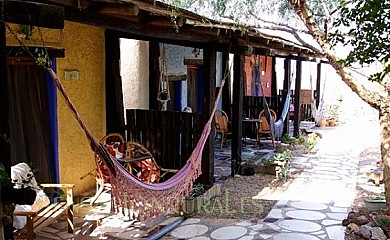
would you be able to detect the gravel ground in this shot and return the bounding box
[189,144,307,220]
[190,173,278,219]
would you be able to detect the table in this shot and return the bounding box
[242,118,260,146]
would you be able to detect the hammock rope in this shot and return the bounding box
[48,67,226,219]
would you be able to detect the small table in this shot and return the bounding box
[242,118,260,146]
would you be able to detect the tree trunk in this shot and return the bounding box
[380,105,390,210]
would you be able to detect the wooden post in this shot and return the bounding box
[105,31,125,134]
[293,60,302,137]
[231,54,244,176]
[316,62,322,108]
[282,58,291,136]
[149,42,160,110]
[199,47,216,185]
[271,56,278,98]
[0,17,9,240]
[221,52,231,116]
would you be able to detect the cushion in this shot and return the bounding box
[11,163,50,229]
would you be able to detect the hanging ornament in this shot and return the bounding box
[157,43,171,110]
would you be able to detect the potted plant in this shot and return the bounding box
[364,196,386,212]
[259,150,292,177]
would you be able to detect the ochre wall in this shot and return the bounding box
[6,22,106,195]
[56,22,106,195]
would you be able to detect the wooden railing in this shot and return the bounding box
[125,109,202,170]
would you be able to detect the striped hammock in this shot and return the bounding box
[48,69,223,220]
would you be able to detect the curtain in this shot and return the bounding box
[7,63,53,183]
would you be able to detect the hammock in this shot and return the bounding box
[256,60,292,140]
[310,70,326,126]
[47,68,225,220]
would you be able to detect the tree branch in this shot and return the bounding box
[223,13,322,55]
[287,0,386,110]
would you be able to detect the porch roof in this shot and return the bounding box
[34,0,321,57]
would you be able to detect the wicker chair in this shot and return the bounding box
[256,109,277,147]
[124,141,178,183]
[214,109,231,148]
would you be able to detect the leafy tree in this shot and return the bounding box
[287,0,390,209]
[164,0,390,209]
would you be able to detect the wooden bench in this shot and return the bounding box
[13,184,75,240]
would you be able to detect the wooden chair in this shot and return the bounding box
[256,109,277,147]
[214,109,231,148]
[124,141,178,183]
[13,184,75,240]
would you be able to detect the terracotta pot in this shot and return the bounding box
[327,119,336,127]
[319,118,327,128]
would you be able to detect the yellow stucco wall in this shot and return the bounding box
[6,22,106,195]
[56,22,105,195]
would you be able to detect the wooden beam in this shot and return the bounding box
[231,54,244,176]
[5,47,65,58]
[184,58,203,66]
[163,74,187,81]
[200,47,216,185]
[316,62,322,108]
[275,54,328,64]
[5,0,64,29]
[293,60,302,137]
[96,3,140,16]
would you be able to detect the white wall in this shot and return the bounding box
[120,39,149,115]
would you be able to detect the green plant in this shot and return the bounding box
[302,133,320,152]
[19,24,34,39]
[375,215,390,228]
[262,158,274,166]
[369,196,385,201]
[281,134,297,144]
[273,149,293,164]
[276,164,291,183]
[0,163,13,187]
[190,183,205,197]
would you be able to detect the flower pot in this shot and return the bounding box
[327,119,336,127]
[319,118,327,128]
[258,164,278,176]
[364,198,387,212]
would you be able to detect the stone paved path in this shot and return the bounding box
[165,118,380,240]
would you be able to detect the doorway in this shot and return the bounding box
[7,58,58,183]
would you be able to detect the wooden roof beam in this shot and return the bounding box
[96,3,140,16]
[5,0,64,29]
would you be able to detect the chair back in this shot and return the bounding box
[97,133,126,183]
[258,109,277,132]
[126,141,160,183]
[215,110,229,133]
